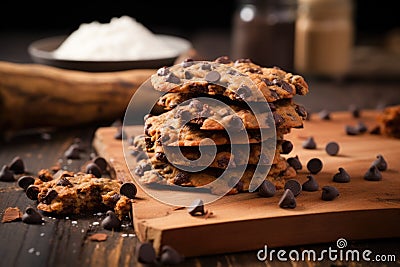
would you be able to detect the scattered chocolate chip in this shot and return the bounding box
[281,140,293,154]
[93,156,108,173]
[26,185,39,200]
[160,245,184,265]
[187,199,205,216]
[85,162,102,178]
[321,186,339,201]
[278,189,296,209]
[318,109,331,120]
[42,189,58,205]
[287,155,302,171]
[307,158,323,174]
[205,70,221,83]
[136,242,156,264]
[345,125,359,135]
[325,141,340,156]
[364,165,382,181]
[349,104,360,118]
[56,176,73,187]
[9,156,25,174]
[22,207,43,224]
[101,210,121,230]
[257,180,276,197]
[302,175,319,191]
[369,125,381,135]
[372,154,387,171]
[166,73,181,84]
[1,207,22,223]
[17,176,35,190]
[284,179,302,197]
[64,144,81,159]
[0,165,15,182]
[120,182,137,199]
[356,121,368,133]
[215,56,232,64]
[333,167,351,183]
[302,136,317,149]
[157,66,169,76]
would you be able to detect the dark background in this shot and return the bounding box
[1,0,399,45]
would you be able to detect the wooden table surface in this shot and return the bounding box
[0,124,399,267]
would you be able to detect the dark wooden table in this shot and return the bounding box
[0,124,399,267]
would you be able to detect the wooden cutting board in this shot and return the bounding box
[92,110,400,258]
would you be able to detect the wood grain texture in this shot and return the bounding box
[92,110,400,258]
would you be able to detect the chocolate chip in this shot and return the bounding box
[174,109,191,121]
[280,80,294,94]
[364,165,382,181]
[181,58,194,68]
[93,156,108,173]
[42,189,58,204]
[281,140,293,154]
[215,56,232,64]
[134,161,152,176]
[349,104,360,118]
[273,113,285,127]
[284,179,302,197]
[85,162,102,178]
[120,182,137,199]
[136,151,148,161]
[333,167,351,183]
[321,186,339,201]
[205,70,221,83]
[372,154,387,171]
[184,71,193,79]
[258,180,276,197]
[101,210,121,230]
[248,67,263,74]
[189,99,203,111]
[64,144,81,159]
[278,189,296,209]
[318,109,331,120]
[26,185,39,200]
[9,156,25,174]
[287,155,302,171]
[22,207,43,224]
[17,176,35,190]
[302,136,317,149]
[187,199,205,216]
[166,73,181,84]
[237,84,252,99]
[356,121,368,133]
[295,104,308,118]
[157,66,169,76]
[56,176,73,187]
[345,125,359,135]
[160,245,184,265]
[136,242,156,264]
[174,172,190,185]
[155,152,167,163]
[114,127,127,140]
[325,141,340,156]
[369,125,381,135]
[0,165,15,182]
[201,63,212,70]
[307,158,323,174]
[302,175,319,191]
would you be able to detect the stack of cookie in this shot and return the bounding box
[132,56,309,194]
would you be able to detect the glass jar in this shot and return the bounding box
[294,0,354,77]
[231,0,297,71]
